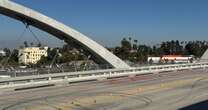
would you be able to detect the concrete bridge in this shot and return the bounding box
[0,1,208,110]
[1,0,208,91]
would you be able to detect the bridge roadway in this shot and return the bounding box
[0,62,208,89]
[0,69,208,110]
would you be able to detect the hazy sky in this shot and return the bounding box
[0,0,208,48]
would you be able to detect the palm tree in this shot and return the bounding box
[128,37,132,41]
[128,37,132,50]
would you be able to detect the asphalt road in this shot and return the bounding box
[0,69,208,110]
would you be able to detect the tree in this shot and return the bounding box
[36,56,49,66]
[120,38,131,59]
[36,48,60,66]
[121,38,131,50]
[133,40,138,50]
[128,37,132,42]
[175,40,183,54]
[23,41,29,47]
[8,49,19,66]
[3,48,10,57]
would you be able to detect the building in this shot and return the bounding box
[18,47,48,64]
[0,50,6,56]
[161,55,193,63]
[148,55,194,64]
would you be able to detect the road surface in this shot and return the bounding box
[0,69,208,110]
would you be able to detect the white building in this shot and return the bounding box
[18,47,48,64]
[148,57,161,64]
[0,50,6,56]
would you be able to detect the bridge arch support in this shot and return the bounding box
[0,0,130,69]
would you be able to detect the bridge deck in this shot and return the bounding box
[0,69,208,110]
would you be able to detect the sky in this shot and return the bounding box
[0,0,208,48]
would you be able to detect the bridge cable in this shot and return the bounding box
[22,22,42,46]
[27,26,42,46]
[49,49,58,68]
[26,24,62,73]
[2,23,42,68]
[49,49,64,73]
[24,23,64,73]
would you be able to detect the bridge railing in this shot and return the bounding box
[0,62,208,89]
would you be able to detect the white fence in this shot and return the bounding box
[0,62,208,89]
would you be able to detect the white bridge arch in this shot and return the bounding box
[0,0,130,69]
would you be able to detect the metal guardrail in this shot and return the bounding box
[0,62,208,89]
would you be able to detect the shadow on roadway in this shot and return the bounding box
[179,100,208,110]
